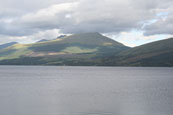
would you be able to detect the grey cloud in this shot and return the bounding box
[0,0,76,13]
[19,0,173,35]
[144,14,173,35]
[0,0,173,39]
[14,0,154,34]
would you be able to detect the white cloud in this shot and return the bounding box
[105,30,172,47]
[0,29,61,45]
[21,2,78,22]
[0,0,173,46]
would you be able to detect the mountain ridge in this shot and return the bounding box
[0,33,172,66]
[0,32,129,65]
[103,37,173,66]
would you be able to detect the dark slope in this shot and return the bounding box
[116,38,173,66]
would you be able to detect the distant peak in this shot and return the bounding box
[0,42,18,49]
[36,39,48,43]
[0,42,18,45]
[57,35,67,39]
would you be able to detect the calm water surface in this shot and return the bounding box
[0,66,173,115]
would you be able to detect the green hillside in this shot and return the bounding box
[0,33,172,66]
[114,38,173,66]
[0,32,129,65]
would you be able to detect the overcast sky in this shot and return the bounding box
[0,0,172,46]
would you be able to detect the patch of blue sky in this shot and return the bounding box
[106,30,171,47]
[156,12,169,17]
[141,19,158,29]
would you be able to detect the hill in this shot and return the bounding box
[108,38,173,66]
[0,42,18,50]
[0,33,172,66]
[0,32,129,65]
[36,39,49,43]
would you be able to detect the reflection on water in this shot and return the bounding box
[0,66,173,115]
